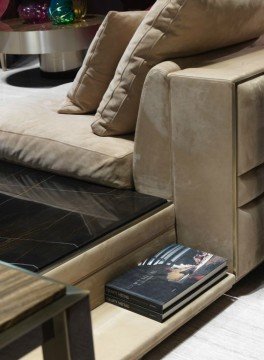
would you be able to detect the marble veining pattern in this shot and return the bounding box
[0,160,166,272]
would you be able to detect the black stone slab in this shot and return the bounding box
[0,161,167,272]
[0,237,76,272]
[0,162,52,201]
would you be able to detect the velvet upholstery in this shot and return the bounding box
[237,75,264,175]
[166,46,264,279]
[134,61,181,200]
[59,11,146,114]
[0,84,134,189]
[92,0,264,136]
[1,34,264,280]
[238,165,264,207]
[134,39,264,201]
[238,196,264,278]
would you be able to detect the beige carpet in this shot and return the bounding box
[144,263,264,360]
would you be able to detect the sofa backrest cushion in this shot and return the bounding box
[58,11,146,115]
[92,0,264,136]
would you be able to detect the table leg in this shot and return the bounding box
[42,296,94,360]
[66,297,95,360]
[39,50,86,73]
[42,312,71,360]
[0,53,7,71]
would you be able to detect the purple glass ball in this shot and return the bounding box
[18,0,50,24]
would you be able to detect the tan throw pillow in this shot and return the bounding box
[58,11,146,115]
[92,0,264,136]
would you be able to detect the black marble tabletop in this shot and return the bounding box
[0,161,166,272]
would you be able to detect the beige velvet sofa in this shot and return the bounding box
[1,38,263,281]
[134,39,264,281]
[2,41,264,360]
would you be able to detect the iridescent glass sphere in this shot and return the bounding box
[18,0,50,24]
[49,0,75,25]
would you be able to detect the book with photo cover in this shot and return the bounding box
[106,268,227,322]
[105,244,227,312]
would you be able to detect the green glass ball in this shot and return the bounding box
[49,0,75,25]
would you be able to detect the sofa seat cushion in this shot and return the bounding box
[0,84,134,189]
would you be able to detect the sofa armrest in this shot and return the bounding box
[168,46,264,275]
[170,70,235,271]
[134,40,264,276]
[133,39,264,201]
[133,61,181,200]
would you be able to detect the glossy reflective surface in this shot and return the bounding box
[18,0,50,24]
[0,16,102,54]
[73,0,89,20]
[49,0,75,25]
[0,161,166,272]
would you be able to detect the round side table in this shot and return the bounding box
[0,16,103,73]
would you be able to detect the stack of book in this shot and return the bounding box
[105,243,227,322]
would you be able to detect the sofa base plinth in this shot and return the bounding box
[92,274,235,360]
[23,274,235,360]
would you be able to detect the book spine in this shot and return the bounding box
[105,295,163,323]
[105,287,162,312]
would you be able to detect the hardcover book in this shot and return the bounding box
[106,268,227,322]
[105,244,227,313]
